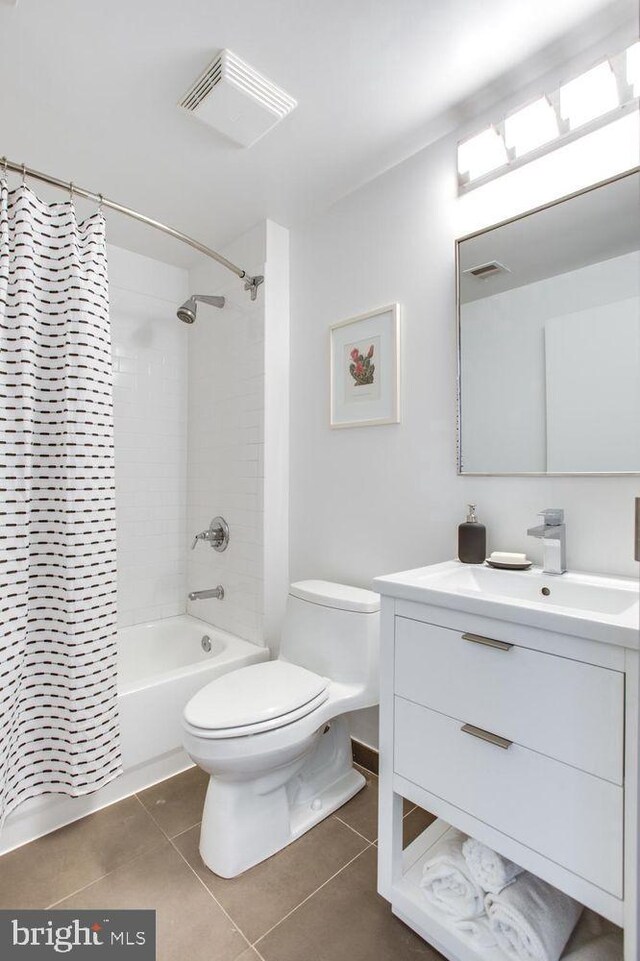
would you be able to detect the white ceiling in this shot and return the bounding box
[0,0,635,266]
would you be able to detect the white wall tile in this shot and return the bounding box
[186,253,267,645]
[108,226,288,646]
[109,246,189,628]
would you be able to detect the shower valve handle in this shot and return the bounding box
[191,516,230,553]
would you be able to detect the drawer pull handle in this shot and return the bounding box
[462,632,513,652]
[461,723,513,750]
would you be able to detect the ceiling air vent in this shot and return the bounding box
[179,49,297,148]
[463,261,511,279]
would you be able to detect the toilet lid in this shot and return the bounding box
[183,660,329,732]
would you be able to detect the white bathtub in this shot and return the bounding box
[0,615,269,855]
[118,615,269,769]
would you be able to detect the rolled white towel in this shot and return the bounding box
[453,917,498,949]
[462,837,524,894]
[484,872,583,961]
[419,827,485,920]
[562,931,623,961]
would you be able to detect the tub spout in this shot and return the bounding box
[189,586,224,601]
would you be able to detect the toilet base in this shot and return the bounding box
[198,716,366,877]
[289,764,365,841]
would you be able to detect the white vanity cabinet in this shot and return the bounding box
[375,563,639,961]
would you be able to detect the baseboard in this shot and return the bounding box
[351,738,379,775]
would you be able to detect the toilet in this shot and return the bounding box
[182,579,380,878]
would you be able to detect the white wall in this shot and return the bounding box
[290,64,640,748]
[263,221,291,652]
[108,245,189,628]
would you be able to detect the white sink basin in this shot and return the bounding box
[374,561,639,647]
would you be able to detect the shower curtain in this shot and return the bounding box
[0,180,121,823]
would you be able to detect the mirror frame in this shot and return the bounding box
[455,166,640,476]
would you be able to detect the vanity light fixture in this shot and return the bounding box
[559,61,619,130]
[457,127,509,182]
[457,40,639,191]
[504,97,559,157]
[627,41,640,97]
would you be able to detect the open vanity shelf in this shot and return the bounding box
[396,816,617,961]
[396,818,512,961]
[374,562,639,961]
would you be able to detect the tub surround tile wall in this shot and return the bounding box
[108,245,189,628]
[187,228,267,645]
[187,222,290,648]
[110,224,289,644]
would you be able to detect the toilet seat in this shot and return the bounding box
[183,660,330,739]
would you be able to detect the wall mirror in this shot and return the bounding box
[456,169,640,475]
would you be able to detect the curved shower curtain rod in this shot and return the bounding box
[0,156,264,300]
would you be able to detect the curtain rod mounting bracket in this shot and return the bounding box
[244,274,264,301]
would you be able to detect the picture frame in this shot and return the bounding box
[329,303,400,428]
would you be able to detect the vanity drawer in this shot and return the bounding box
[394,697,623,897]
[394,616,623,784]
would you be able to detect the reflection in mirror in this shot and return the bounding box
[457,170,640,474]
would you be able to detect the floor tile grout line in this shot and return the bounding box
[332,814,376,845]
[166,833,255,955]
[169,819,202,841]
[133,784,371,952]
[126,793,259,951]
[168,813,372,951]
[133,792,203,847]
[45,839,169,909]
[332,803,420,846]
[43,791,252,956]
[252,841,375,949]
[133,792,176,842]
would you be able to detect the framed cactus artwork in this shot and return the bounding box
[329,303,400,427]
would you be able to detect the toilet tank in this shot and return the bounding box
[279,580,380,698]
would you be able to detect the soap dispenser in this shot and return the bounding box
[458,504,486,564]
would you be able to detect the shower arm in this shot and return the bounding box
[0,156,264,301]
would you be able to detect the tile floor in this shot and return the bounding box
[0,762,441,961]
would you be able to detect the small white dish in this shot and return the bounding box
[485,559,532,571]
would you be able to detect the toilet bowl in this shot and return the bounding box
[182,580,380,878]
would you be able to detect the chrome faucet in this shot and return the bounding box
[527,509,566,575]
[189,586,224,601]
[191,516,230,552]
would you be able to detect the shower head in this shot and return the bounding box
[177,298,197,324]
[177,294,225,324]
